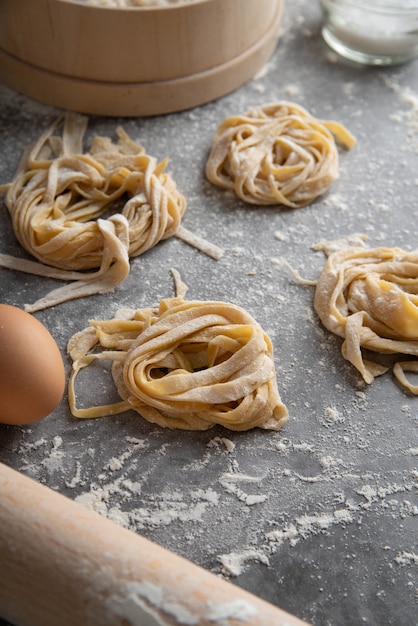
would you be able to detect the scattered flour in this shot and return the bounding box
[219,467,268,506]
[322,406,345,426]
[382,75,418,152]
[395,551,418,567]
[218,549,270,577]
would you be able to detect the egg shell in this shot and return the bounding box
[0,304,66,425]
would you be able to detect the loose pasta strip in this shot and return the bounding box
[0,113,222,312]
[311,236,418,393]
[68,287,288,431]
[206,101,356,208]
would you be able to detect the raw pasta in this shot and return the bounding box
[312,236,418,394]
[206,101,356,208]
[0,114,222,312]
[68,279,289,431]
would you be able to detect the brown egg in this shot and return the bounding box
[0,304,66,425]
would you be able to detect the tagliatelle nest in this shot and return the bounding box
[68,271,288,431]
[206,101,356,208]
[0,114,222,312]
[309,235,418,394]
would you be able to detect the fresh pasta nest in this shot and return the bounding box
[0,113,221,312]
[206,101,356,208]
[312,236,418,394]
[68,294,289,431]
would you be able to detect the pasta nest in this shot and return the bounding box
[68,296,289,431]
[0,114,188,311]
[313,237,418,394]
[206,101,356,208]
[3,113,186,268]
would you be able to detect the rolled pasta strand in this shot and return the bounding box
[68,292,288,431]
[312,236,418,393]
[206,101,356,208]
[0,113,222,312]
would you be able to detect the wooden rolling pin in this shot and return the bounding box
[0,462,309,626]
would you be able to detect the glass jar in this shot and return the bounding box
[320,0,418,65]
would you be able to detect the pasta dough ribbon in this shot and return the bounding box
[0,114,222,312]
[68,292,288,431]
[312,236,418,393]
[206,101,356,208]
